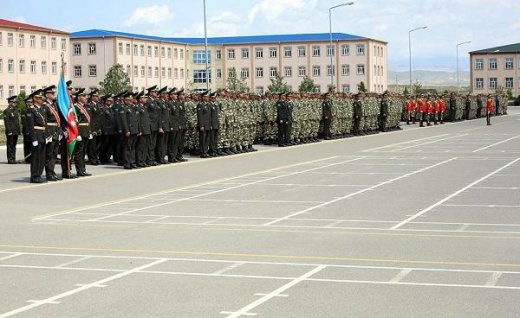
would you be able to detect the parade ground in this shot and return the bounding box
[1,109,520,317]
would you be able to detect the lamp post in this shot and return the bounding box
[456,40,471,93]
[486,49,500,94]
[408,26,427,93]
[203,0,210,91]
[329,2,354,91]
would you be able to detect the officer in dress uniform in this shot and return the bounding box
[157,87,170,164]
[24,90,47,183]
[86,88,102,165]
[379,92,389,132]
[41,85,62,181]
[120,92,140,169]
[3,95,21,164]
[136,91,151,167]
[176,89,188,162]
[145,86,160,166]
[197,91,211,158]
[209,92,221,156]
[59,81,77,179]
[73,89,92,177]
[321,92,333,140]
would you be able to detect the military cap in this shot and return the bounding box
[176,88,185,95]
[210,91,218,97]
[135,91,143,99]
[24,95,34,102]
[90,88,100,96]
[43,85,57,94]
[32,89,44,99]
[124,91,134,99]
[6,95,17,102]
[169,87,177,94]
[66,80,72,87]
[157,86,168,94]
[74,88,86,97]
[199,89,210,96]
[146,85,158,92]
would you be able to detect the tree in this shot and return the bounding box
[99,64,131,95]
[412,80,422,95]
[403,87,410,96]
[357,81,367,93]
[267,74,291,94]
[298,76,316,93]
[226,67,250,93]
[15,91,27,112]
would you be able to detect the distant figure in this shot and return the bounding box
[486,94,494,125]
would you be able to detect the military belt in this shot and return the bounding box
[79,123,90,126]
[47,123,59,126]
[34,126,45,131]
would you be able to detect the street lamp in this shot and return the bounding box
[456,40,471,93]
[408,26,427,93]
[203,0,210,91]
[486,49,500,94]
[329,2,354,91]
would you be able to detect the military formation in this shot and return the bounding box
[1,84,510,183]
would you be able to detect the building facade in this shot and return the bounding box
[71,30,387,94]
[0,19,70,108]
[469,43,520,96]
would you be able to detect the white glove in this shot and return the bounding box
[58,135,62,141]
[46,137,52,144]
[32,141,38,147]
[77,136,82,141]
[89,134,93,140]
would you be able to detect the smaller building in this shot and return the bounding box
[0,19,70,109]
[469,43,520,96]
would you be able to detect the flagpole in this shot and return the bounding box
[60,53,71,177]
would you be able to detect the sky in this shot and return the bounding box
[3,0,519,72]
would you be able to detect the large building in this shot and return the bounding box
[469,43,520,96]
[0,19,70,108]
[70,30,387,94]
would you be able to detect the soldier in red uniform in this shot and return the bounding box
[418,94,427,127]
[439,95,446,124]
[426,95,433,126]
[486,94,494,125]
[433,95,441,125]
[411,96,418,124]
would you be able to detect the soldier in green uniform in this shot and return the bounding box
[176,89,188,162]
[24,90,47,183]
[85,89,102,165]
[209,92,222,156]
[197,91,211,158]
[3,95,21,164]
[41,85,62,181]
[120,92,140,169]
[136,91,151,167]
[321,92,333,140]
[145,86,161,165]
[352,93,363,136]
[73,89,92,177]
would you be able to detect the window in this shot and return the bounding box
[118,43,123,55]
[167,68,172,79]
[341,44,350,56]
[73,43,81,55]
[342,64,350,76]
[327,45,334,57]
[51,62,57,75]
[174,68,179,79]
[227,49,235,59]
[506,77,514,88]
[255,87,264,95]
[140,45,145,56]
[489,58,497,70]
[193,70,211,83]
[342,84,350,93]
[0,86,3,99]
[356,44,365,55]
[40,36,46,49]
[8,86,14,98]
[256,67,264,78]
[30,60,36,74]
[154,46,159,57]
[87,43,96,55]
[7,33,13,47]
[89,65,97,77]
[161,67,165,78]
[179,49,184,59]
[126,65,131,74]
[314,86,321,93]
[354,64,364,75]
[173,48,178,59]
[284,47,292,58]
[154,67,159,78]
[270,67,278,77]
[30,35,36,48]
[134,44,138,56]
[298,46,306,57]
[73,65,82,77]
[41,61,47,74]
[193,50,211,64]
[284,66,292,77]
[269,47,277,58]
[133,65,138,77]
[327,65,335,76]
[51,37,56,49]
[312,45,320,57]
[161,47,165,58]
[140,66,145,77]
[147,46,152,57]
[125,43,130,55]
[216,69,222,79]
[237,48,248,59]
[61,38,67,51]
[20,85,26,94]
[228,68,236,78]
[148,67,152,78]
[475,58,483,70]
[312,65,320,77]
[215,50,221,60]
[506,58,514,69]
[298,66,306,77]
[167,48,171,58]
[255,48,263,58]
[489,77,497,89]
[19,60,25,73]
[241,68,249,79]
[8,59,14,73]
[18,34,25,47]
[180,68,184,79]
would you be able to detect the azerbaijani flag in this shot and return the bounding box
[57,73,78,158]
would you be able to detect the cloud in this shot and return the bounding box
[173,11,243,37]
[122,4,174,28]
[248,0,316,23]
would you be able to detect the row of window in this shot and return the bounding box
[475,77,516,89]
[0,58,59,75]
[0,32,66,50]
[72,64,185,80]
[474,57,516,70]
[220,44,366,60]
[110,42,185,59]
[0,84,49,99]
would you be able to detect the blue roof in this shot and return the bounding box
[71,29,368,45]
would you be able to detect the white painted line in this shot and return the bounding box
[391,158,520,230]
[387,134,468,153]
[254,293,288,297]
[222,265,326,318]
[27,300,60,305]
[473,135,520,153]
[0,258,167,318]
[324,220,345,228]
[389,269,413,283]
[75,283,107,288]
[0,253,22,261]
[191,199,326,204]
[220,311,257,316]
[473,186,519,190]
[456,224,471,232]
[362,134,447,152]
[442,204,520,208]
[264,158,457,226]
[221,183,372,188]
[485,272,503,286]
[55,256,91,268]
[212,262,245,275]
